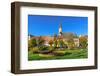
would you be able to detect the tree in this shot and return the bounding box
[67,38,75,49]
[58,39,65,48]
[79,36,87,49]
[53,34,58,48]
[28,38,37,48]
[54,39,58,48]
[49,40,53,47]
[28,38,37,51]
[28,40,33,51]
[37,36,45,47]
[60,40,64,48]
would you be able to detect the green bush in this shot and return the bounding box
[39,46,49,51]
[28,38,37,48]
[32,47,39,53]
[53,51,66,56]
[39,54,54,58]
[48,47,55,51]
[79,37,88,49]
[67,38,75,50]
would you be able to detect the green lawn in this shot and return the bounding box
[28,49,88,61]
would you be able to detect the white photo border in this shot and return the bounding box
[20,6,95,70]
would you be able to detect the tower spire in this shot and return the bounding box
[59,23,62,36]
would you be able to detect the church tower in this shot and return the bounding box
[59,23,62,36]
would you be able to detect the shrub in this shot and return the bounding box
[68,43,75,50]
[37,36,45,47]
[28,47,33,51]
[39,54,54,58]
[67,39,75,50]
[39,46,49,51]
[32,47,39,53]
[28,38,37,48]
[48,47,55,51]
[53,51,66,56]
[79,37,88,49]
[48,40,53,47]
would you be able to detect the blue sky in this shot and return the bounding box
[28,15,88,36]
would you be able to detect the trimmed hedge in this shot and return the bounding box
[53,50,67,56]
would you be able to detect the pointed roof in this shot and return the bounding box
[59,23,62,28]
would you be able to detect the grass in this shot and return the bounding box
[28,49,88,61]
